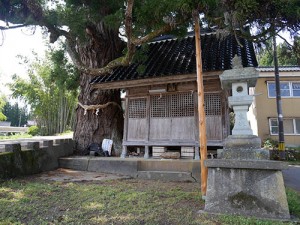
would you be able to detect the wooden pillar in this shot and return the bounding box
[193,11,208,197]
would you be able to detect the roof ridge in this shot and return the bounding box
[150,32,219,44]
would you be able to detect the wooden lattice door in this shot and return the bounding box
[204,92,223,141]
[149,92,195,141]
[127,97,147,141]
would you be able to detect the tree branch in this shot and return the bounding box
[123,0,135,65]
[0,24,29,30]
[132,24,172,46]
[277,33,293,48]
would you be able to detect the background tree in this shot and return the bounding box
[258,38,300,66]
[0,95,7,121]
[9,47,79,135]
[3,102,29,126]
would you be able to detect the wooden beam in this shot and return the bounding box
[91,71,222,90]
[194,11,208,197]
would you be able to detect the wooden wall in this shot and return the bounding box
[123,80,229,147]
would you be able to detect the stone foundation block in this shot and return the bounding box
[204,159,290,220]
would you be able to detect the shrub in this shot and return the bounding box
[28,126,40,136]
[262,138,278,149]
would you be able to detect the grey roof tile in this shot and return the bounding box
[91,33,258,85]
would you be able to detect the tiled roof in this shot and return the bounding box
[257,66,300,72]
[91,33,258,85]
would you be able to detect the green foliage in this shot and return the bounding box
[262,138,278,149]
[27,126,39,136]
[0,95,7,121]
[229,112,235,131]
[0,133,32,140]
[8,47,79,135]
[3,102,29,127]
[220,0,300,47]
[258,39,300,66]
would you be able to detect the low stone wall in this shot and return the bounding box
[0,138,74,179]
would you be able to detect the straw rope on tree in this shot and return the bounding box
[78,102,122,116]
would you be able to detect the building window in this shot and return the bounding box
[292,83,300,96]
[269,118,300,135]
[267,82,300,98]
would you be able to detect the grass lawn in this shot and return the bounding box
[0,177,299,225]
[0,134,32,140]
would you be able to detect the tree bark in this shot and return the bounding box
[74,21,125,155]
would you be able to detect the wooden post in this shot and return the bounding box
[193,11,208,196]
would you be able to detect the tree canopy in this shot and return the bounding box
[0,95,7,121]
[258,37,300,66]
[0,0,220,75]
[9,47,79,135]
[3,102,29,127]
[1,1,299,74]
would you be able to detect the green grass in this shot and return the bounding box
[0,178,299,225]
[0,133,32,140]
[286,188,300,218]
[288,160,300,165]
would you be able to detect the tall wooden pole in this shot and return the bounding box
[193,11,208,196]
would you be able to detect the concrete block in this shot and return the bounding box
[205,159,289,170]
[138,159,193,172]
[26,142,40,151]
[204,163,290,219]
[42,140,53,148]
[137,171,195,182]
[59,157,89,171]
[5,143,21,153]
[191,161,201,182]
[54,139,61,145]
[223,135,261,150]
[38,147,58,171]
[88,158,138,177]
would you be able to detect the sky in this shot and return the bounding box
[0,23,48,99]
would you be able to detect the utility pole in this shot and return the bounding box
[273,34,285,159]
[193,10,208,197]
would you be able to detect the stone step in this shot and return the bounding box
[59,157,139,176]
[137,159,196,172]
[59,157,201,182]
[137,171,196,182]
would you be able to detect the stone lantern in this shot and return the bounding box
[203,55,290,220]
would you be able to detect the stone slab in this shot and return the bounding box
[205,159,289,170]
[219,66,258,90]
[88,158,138,177]
[223,135,262,149]
[218,148,270,160]
[138,159,194,172]
[137,171,195,182]
[58,157,201,182]
[59,157,89,171]
[204,167,290,219]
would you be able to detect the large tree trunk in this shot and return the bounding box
[74,22,124,155]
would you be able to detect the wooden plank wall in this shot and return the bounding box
[124,79,228,146]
